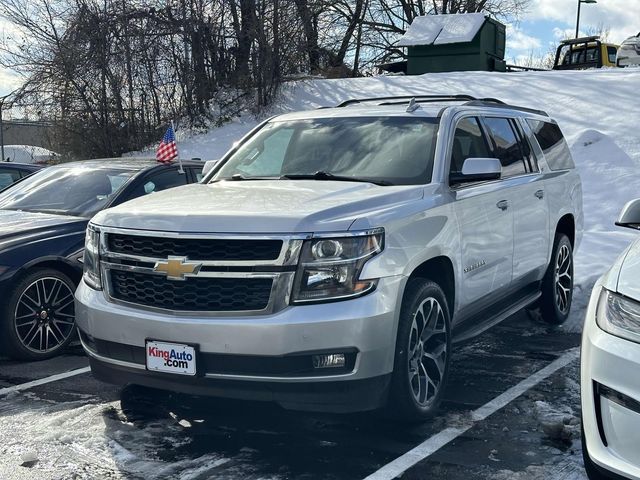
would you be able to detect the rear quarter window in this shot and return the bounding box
[527,120,575,171]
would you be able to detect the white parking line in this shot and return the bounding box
[363,347,580,480]
[0,366,91,396]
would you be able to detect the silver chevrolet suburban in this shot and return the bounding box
[75,95,583,421]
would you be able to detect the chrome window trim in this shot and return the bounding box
[444,111,547,193]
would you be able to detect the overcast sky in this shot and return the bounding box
[1,0,638,97]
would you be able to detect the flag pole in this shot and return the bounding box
[171,120,184,174]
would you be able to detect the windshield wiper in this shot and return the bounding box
[213,174,281,182]
[281,171,392,186]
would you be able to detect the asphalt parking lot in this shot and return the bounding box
[0,310,587,480]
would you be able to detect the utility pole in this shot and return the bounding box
[576,0,597,39]
[0,88,23,162]
[0,97,5,162]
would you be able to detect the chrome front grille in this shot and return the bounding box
[108,233,283,261]
[100,228,306,315]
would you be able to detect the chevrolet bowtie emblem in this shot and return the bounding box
[154,256,202,281]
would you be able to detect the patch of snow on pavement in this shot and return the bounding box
[0,396,232,480]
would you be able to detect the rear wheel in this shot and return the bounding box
[387,279,451,422]
[0,268,76,360]
[540,234,573,324]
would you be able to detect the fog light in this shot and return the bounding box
[312,353,346,369]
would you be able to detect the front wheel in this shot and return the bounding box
[540,234,574,324]
[0,268,77,360]
[387,279,452,422]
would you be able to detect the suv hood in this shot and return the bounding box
[616,237,640,301]
[92,181,425,233]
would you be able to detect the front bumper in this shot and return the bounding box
[581,285,640,480]
[75,275,404,412]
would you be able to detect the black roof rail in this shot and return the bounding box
[472,97,506,105]
[333,94,548,117]
[336,95,477,107]
[464,99,548,117]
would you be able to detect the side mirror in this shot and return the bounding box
[202,159,220,177]
[616,198,640,230]
[451,158,502,184]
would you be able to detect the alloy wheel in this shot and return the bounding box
[14,277,76,354]
[555,244,572,315]
[407,297,448,407]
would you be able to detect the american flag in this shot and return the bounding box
[156,125,178,164]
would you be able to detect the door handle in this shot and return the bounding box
[535,189,544,199]
[496,200,509,211]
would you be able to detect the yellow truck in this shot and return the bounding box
[553,36,619,70]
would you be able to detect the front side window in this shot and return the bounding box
[127,168,189,200]
[449,117,491,177]
[483,117,527,178]
[0,169,21,190]
[213,117,440,186]
[0,166,136,217]
[607,46,617,64]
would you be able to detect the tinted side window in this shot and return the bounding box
[483,117,527,178]
[189,166,204,182]
[607,46,617,64]
[511,120,538,173]
[450,117,491,176]
[0,169,21,189]
[126,169,188,201]
[527,120,575,170]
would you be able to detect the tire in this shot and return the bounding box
[0,268,77,361]
[540,233,573,324]
[387,279,452,422]
[581,421,618,480]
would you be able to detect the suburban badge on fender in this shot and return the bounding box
[153,256,202,281]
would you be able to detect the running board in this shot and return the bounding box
[452,291,541,344]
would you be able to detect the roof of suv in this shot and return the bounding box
[274,95,549,122]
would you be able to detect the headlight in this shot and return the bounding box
[596,288,640,344]
[291,229,384,304]
[83,225,102,290]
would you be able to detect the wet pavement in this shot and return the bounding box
[0,310,587,480]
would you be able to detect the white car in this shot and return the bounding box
[616,33,640,67]
[582,198,640,479]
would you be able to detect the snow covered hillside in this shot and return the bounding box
[167,68,640,332]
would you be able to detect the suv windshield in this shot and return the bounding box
[212,116,439,186]
[0,165,137,217]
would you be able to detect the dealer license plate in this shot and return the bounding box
[146,341,196,376]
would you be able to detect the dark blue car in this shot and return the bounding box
[0,159,203,360]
